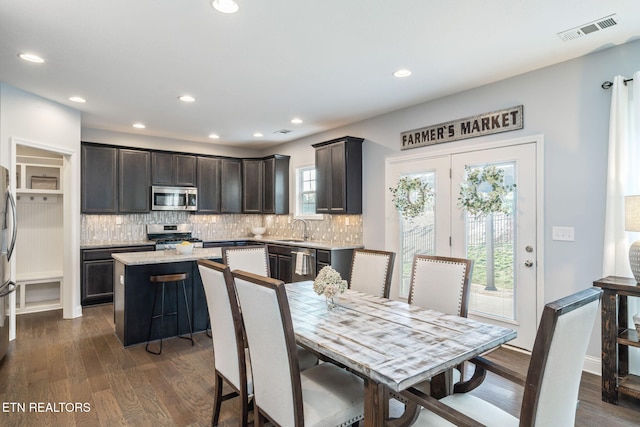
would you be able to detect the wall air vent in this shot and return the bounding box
[558,14,618,41]
[274,129,292,134]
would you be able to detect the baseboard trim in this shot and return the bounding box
[583,354,601,376]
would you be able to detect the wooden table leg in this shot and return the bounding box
[429,369,454,399]
[363,379,386,427]
[601,289,619,404]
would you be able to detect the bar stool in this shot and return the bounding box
[145,272,194,355]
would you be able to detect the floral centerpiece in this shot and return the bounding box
[389,176,433,221]
[313,265,347,309]
[458,165,516,217]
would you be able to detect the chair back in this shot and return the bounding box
[408,255,473,317]
[231,270,303,426]
[197,260,247,392]
[222,245,270,276]
[521,287,601,426]
[349,249,395,298]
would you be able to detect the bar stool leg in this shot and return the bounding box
[146,282,165,355]
[178,279,194,346]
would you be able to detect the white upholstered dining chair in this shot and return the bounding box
[231,269,365,427]
[408,254,474,317]
[402,287,602,427]
[222,245,271,276]
[197,259,252,427]
[348,248,396,298]
[221,244,319,371]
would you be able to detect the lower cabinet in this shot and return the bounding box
[81,245,154,306]
[267,244,293,283]
[316,248,354,281]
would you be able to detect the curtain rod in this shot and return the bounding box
[601,78,634,90]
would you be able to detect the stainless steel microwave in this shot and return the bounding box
[151,186,198,211]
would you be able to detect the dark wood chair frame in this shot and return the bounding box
[197,260,252,427]
[349,248,396,298]
[394,287,603,427]
[230,270,307,427]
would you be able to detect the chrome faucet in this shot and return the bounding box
[293,218,309,241]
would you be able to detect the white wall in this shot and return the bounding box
[0,83,82,323]
[264,39,640,361]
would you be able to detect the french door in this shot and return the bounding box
[386,139,541,350]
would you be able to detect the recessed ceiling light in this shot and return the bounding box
[69,96,86,103]
[178,95,195,102]
[133,123,146,129]
[291,118,303,124]
[212,0,239,14]
[253,132,263,138]
[209,133,220,139]
[18,53,44,63]
[393,68,412,78]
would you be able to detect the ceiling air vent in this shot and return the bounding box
[557,14,618,41]
[274,129,293,134]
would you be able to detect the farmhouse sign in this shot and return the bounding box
[400,105,523,150]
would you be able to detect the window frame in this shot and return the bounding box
[294,164,323,220]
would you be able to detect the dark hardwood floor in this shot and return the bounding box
[0,304,639,426]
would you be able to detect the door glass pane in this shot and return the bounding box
[399,171,436,298]
[465,162,516,320]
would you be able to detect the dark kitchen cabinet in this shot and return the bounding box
[119,149,151,213]
[197,156,221,213]
[267,244,293,283]
[221,158,242,213]
[81,245,154,306]
[316,248,354,280]
[242,159,263,213]
[313,136,363,214]
[151,152,197,186]
[81,144,118,213]
[263,155,290,214]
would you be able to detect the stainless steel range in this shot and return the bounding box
[147,224,203,250]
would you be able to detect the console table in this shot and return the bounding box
[593,276,640,404]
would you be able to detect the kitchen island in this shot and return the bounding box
[112,248,222,347]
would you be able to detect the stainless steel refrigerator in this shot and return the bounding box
[0,166,17,361]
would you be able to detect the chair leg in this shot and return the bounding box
[239,389,249,427]
[211,373,223,427]
[178,280,194,346]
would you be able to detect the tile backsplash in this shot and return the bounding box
[81,212,362,245]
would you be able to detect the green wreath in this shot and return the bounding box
[389,176,433,221]
[458,166,516,217]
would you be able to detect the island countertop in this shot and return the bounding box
[112,247,222,265]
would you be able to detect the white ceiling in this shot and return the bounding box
[1,0,639,150]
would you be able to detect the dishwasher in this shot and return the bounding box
[290,247,316,282]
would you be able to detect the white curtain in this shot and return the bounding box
[603,71,640,278]
[603,71,640,372]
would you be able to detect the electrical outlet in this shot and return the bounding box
[552,226,575,241]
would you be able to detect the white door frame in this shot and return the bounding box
[385,134,545,326]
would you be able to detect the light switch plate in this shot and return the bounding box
[552,226,575,241]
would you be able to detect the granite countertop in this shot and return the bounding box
[112,247,222,266]
[205,237,364,250]
[81,240,155,249]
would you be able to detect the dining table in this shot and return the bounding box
[285,281,517,427]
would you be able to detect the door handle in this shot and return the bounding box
[524,260,534,268]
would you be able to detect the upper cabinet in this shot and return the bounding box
[119,149,150,213]
[82,144,118,213]
[242,159,263,213]
[263,155,290,215]
[220,158,243,214]
[151,152,196,186]
[81,143,150,214]
[313,136,363,214]
[196,156,221,213]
